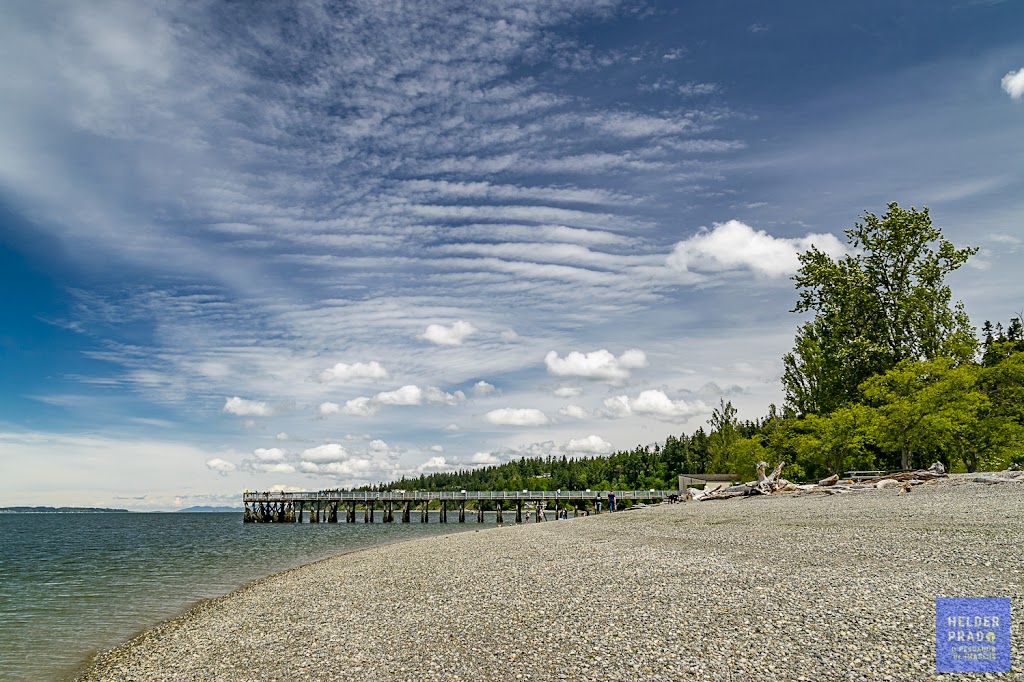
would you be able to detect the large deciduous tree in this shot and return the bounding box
[783,203,977,415]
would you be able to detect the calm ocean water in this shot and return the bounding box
[0,511,482,681]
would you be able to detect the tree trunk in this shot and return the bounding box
[901,447,911,470]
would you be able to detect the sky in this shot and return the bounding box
[1,0,1022,510]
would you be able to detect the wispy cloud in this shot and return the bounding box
[6,0,1018,502]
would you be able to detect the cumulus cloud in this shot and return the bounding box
[565,435,614,454]
[301,443,350,463]
[544,348,647,384]
[223,396,272,416]
[467,451,500,465]
[421,320,477,345]
[602,390,707,421]
[252,462,296,474]
[206,458,236,475]
[253,447,286,461]
[1003,67,1024,100]
[275,432,289,441]
[559,404,589,419]
[425,387,467,405]
[318,360,389,383]
[666,220,847,277]
[472,380,496,396]
[483,408,551,426]
[419,456,451,472]
[376,385,424,405]
[343,397,377,416]
[316,459,380,478]
[553,386,583,398]
[322,386,464,418]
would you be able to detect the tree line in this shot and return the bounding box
[372,203,1022,492]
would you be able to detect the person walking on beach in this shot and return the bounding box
[595,494,602,513]
[608,491,616,512]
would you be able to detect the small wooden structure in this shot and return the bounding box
[242,489,677,523]
[678,474,739,493]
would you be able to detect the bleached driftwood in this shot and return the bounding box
[693,462,953,501]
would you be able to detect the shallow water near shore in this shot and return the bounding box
[0,511,483,681]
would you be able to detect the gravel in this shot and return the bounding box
[78,476,1024,681]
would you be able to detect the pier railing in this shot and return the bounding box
[244,489,678,503]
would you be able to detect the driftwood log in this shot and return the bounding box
[691,462,955,502]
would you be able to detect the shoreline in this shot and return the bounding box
[68,523,490,681]
[77,478,1024,681]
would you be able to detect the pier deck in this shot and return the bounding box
[243,489,678,523]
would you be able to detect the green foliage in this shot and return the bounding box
[860,357,986,470]
[783,203,977,415]
[789,404,876,478]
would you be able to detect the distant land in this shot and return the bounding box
[177,506,244,513]
[0,506,130,513]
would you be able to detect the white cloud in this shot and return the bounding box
[275,432,289,441]
[343,397,378,416]
[253,462,296,474]
[425,387,467,405]
[376,384,424,405]
[559,404,589,419]
[602,394,633,418]
[319,459,380,478]
[223,396,271,416]
[1003,67,1024,100]
[602,390,706,421]
[442,423,462,432]
[472,380,496,396]
[319,360,389,383]
[429,444,444,453]
[544,348,648,383]
[419,456,451,472]
[253,447,286,461]
[564,435,614,454]
[327,386,463,417]
[421,320,477,345]
[206,458,236,475]
[553,386,583,398]
[301,443,350,463]
[467,451,500,465]
[483,408,551,426]
[666,220,847,277]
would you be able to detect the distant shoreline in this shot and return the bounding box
[0,506,130,514]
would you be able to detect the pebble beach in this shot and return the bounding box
[78,476,1024,681]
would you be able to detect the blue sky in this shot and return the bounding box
[1,0,1022,510]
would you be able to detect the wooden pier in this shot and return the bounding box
[242,489,679,524]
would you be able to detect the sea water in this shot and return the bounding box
[0,511,482,681]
